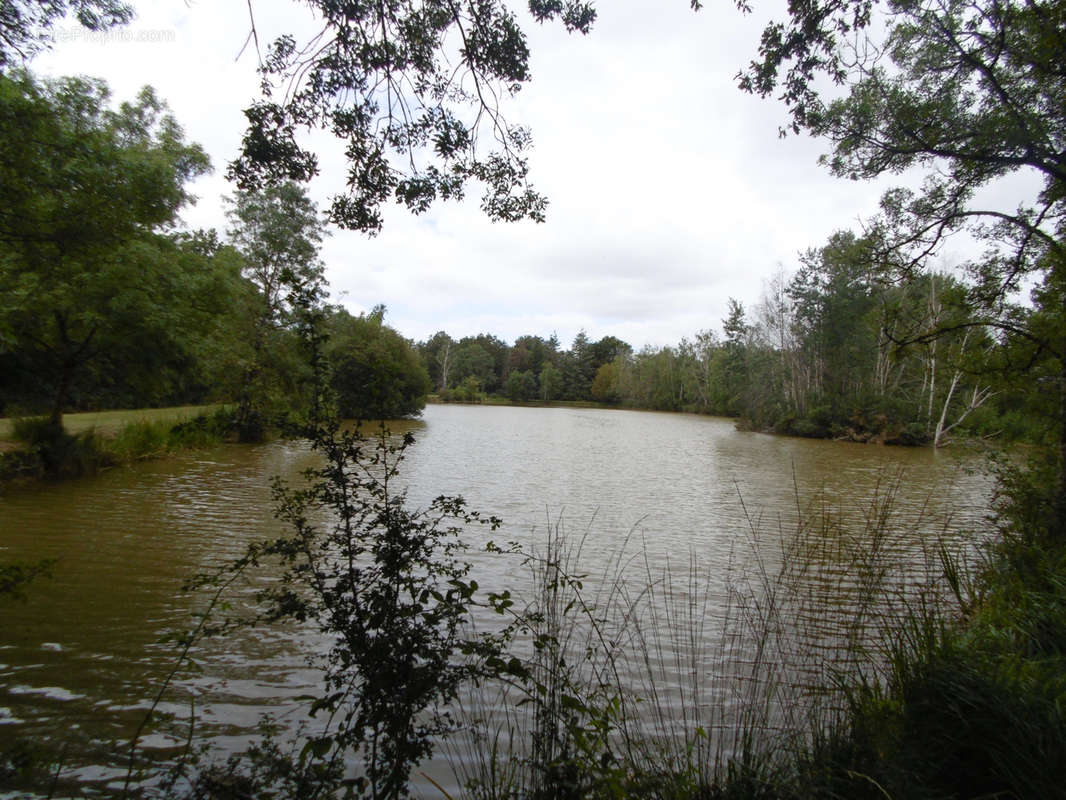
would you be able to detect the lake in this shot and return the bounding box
[0,405,995,796]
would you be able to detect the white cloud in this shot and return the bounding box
[32,0,896,351]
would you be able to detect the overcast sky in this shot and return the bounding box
[33,0,902,350]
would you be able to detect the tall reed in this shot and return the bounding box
[449,471,977,799]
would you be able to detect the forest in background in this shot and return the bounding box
[0,68,429,442]
[0,89,1042,451]
[1,10,1053,453]
[415,231,1043,448]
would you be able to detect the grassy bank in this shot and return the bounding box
[0,405,234,482]
[0,404,224,440]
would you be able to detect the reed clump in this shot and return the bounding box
[115,435,1062,800]
[451,465,1065,800]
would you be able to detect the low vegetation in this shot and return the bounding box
[0,407,235,482]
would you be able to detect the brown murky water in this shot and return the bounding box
[0,405,994,796]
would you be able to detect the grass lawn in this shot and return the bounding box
[0,404,224,440]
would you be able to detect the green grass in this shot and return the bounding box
[0,404,222,440]
[0,406,234,481]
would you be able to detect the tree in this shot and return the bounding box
[419,331,456,391]
[504,368,538,402]
[451,340,497,391]
[465,333,511,393]
[740,0,1066,503]
[539,362,563,401]
[748,0,1066,482]
[589,335,632,372]
[0,1,132,68]
[326,307,433,420]
[560,330,597,400]
[721,298,750,416]
[590,361,621,404]
[230,0,596,233]
[510,334,557,376]
[0,71,210,429]
[0,232,244,414]
[678,330,723,413]
[226,181,327,439]
[788,231,881,405]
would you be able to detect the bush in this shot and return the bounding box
[168,407,236,446]
[177,422,519,799]
[790,417,829,439]
[326,310,433,420]
[897,422,930,446]
[8,416,111,478]
[441,376,485,403]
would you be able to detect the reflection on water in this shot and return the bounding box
[0,405,994,794]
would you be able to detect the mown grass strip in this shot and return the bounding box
[0,405,223,440]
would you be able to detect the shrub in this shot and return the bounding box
[8,416,111,478]
[177,422,520,798]
[897,421,930,446]
[790,417,828,439]
[168,407,236,446]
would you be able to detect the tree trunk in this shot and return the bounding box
[49,358,75,432]
[439,341,451,390]
[1057,348,1066,534]
[933,369,960,448]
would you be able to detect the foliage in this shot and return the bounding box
[509,334,559,378]
[229,0,596,232]
[589,361,621,404]
[0,233,249,417]
[4,415,114,478]
[739,0,1066,458]
[0,558,55,602]
[448,335,510,394]
[224,181,328,439]
[539,362,563,401]
[419,330,458,391]
[0,70,210,429]
[440,375,486,403]
[504,369,538,402]
[794,459,1066,800]
[412,269,1011,442]
[104,408,235,461]
[183,421,524,799]
[0,409,233,482]
[0,1,132,67]
[326,307,433,420]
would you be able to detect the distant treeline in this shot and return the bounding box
[417,231,1045,447]
[0,67,1041,449]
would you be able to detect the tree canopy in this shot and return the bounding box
[0,71,210,426]
[740,0,1064,307]
[230,0,597,233]
[224,181,328,438]
[326,307,433,420]
[737,0,1066,507]
[0,1,132,67]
